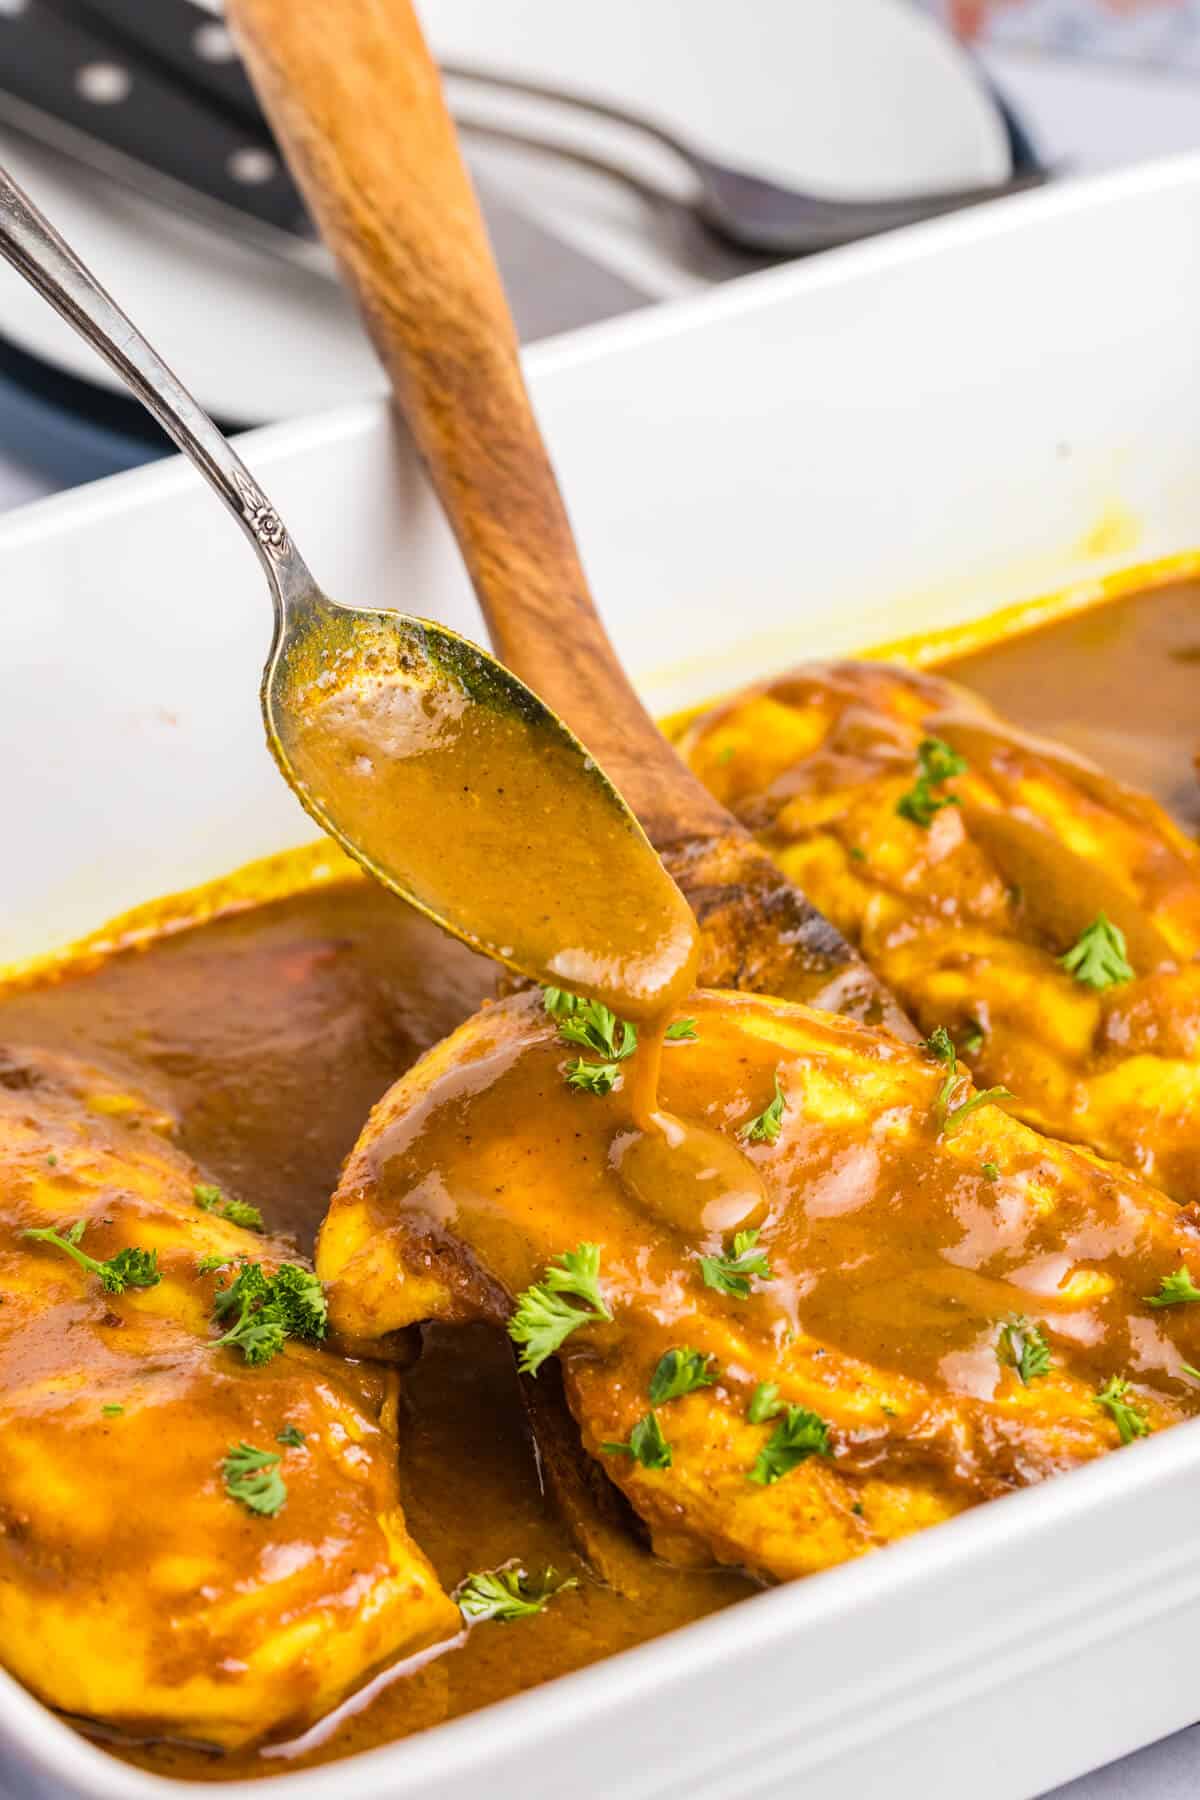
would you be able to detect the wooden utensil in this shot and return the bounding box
[228,0,912,1035]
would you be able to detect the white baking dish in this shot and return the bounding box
[3,154,1200,1799]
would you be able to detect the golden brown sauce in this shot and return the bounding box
[286,625,699,1021]
[940,577,1200,831]
[330,986,1200,1472]
[0,876,745,1781]
[0,1045,452,1751]
[284,625,772,1246]
[0,878,495,1243]
[1,573,1197,1777]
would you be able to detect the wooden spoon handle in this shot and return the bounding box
[229,0,912,1032]
[227,0,724,850]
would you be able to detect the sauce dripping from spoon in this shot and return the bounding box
[285,628,764,1237]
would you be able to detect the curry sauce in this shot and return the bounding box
[0,576,1197,1779]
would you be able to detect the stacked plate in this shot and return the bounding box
[0,0,1030,482]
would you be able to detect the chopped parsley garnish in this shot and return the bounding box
[23,1219,161,1295]
[196,1253,228,1276]
[923,1029,1011,1135]
[1059,914,1134,990]
[602,1410,672,1469]
[998,1315,1052,1385]
[508,1243,611,1375]
[649,1347,715,1404]
[541,987,575,1020]
[748,1381,783,1424]
[665,1019,698,1041]
[276,1424,305,1447]
[739,1073,787,1145]
[210,1260,327,1365]
[222,1442,286,1516]
[981,1162,1000,1181]
[1145,1267,1200,1308]
[544,989,638,1095]
[1094,1376,1150,1444]
[101,1403,124,1417]
[1181,1364,1200,1384]
[924,1026,961,1122]
[924,1027,956,1065]
[563,1060,625,1097]
[962,1021,985,1055]
[942,1086,1013,1138]
[193,1183,265,1233]
[699,1227,773,1298]
[896,736,967,828]
[748,1405,833,1485]
[456,1564,576,1625]
[45,1154,57,1167]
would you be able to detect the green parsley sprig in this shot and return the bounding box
[748,1381,783,1424]
[649,1347,715,1404]
[222,1442,287,1516]
[748,1405,833,1485]
[211,1260,327,1365]
[456,1563,577,1625]
[508,1243,612,1375]
[1144,1267,1200,1308]
[1059,914,1134,991]
[740,1073,788,1145]
[896,737,967,829]
[998,1315,1052,1385]
[194,1183,265,1233]
[23,1218,161,1295]
[602,1411,672,1470]
[1094,1376,1150,1444]
[942,1087,1013,1137]
[699,1227,773,1299]
[544,989,638,1096]
[922,1027,1011,1137]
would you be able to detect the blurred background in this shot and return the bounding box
[2,0,1200,512]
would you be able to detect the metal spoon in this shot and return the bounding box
[441,62,1048,257]
[0,162,699,1013]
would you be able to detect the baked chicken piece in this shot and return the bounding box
[0,1046,457,1749]
[677,660,1200,1202]
[317,987,1200,1584]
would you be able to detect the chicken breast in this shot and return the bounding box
[317,988,1200,1583]
[0,1046,457,1749]
[677,660,1200,1201]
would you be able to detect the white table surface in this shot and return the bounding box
[2,40,1200,1800]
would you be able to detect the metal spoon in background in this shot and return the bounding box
[0,163,701,1020]
[441,62,1048,257]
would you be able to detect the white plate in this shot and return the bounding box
[4,156,1198,1799]
[430,0,1009,197]
[0,0,1009,422]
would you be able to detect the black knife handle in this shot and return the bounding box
[73,0,267,131]
[0,0,312,238]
